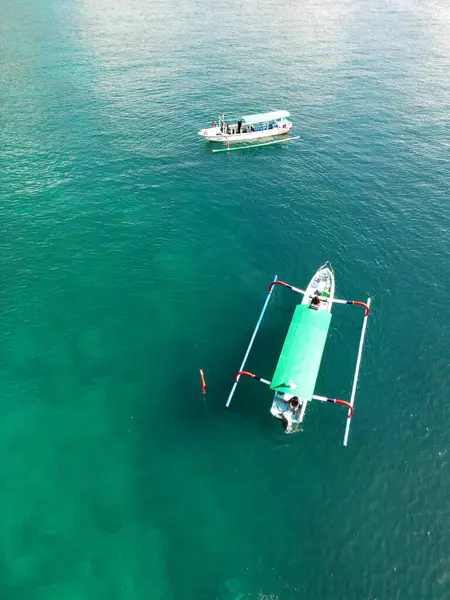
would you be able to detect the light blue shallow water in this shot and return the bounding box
[1,0,450,598]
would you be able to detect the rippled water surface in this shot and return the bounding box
[1,0,450,598]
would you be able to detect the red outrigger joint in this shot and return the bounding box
[334,399,354,418]
[351,301,370,316]
[269,280,291,293]
[234,370,255,383]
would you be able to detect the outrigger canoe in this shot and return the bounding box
[226,262,371,445]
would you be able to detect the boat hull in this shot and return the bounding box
[199,122,292,143]
[270,263,335,432]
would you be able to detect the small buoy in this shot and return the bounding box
[199,369,207,394]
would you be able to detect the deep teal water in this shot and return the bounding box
[1,0,450,598]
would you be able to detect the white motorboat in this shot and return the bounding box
[198,110,292,144]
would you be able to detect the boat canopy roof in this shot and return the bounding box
[242,110,290,125]
[270,305,331,398]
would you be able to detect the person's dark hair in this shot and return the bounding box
[311,296,320,305]
[290,397,299,407]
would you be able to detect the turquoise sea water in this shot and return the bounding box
[2,0,450,598]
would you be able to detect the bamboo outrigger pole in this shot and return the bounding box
[226,275,278,407]
[343,297,371,446]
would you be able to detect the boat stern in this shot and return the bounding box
[270,392,307,432]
